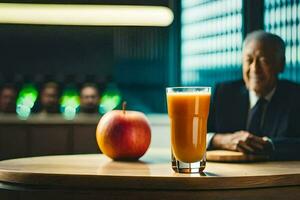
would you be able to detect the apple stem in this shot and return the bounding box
[122,101,127,114]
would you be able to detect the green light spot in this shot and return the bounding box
[99,91,122,114]
[16,84,38,118]
[60,88,79,119]
[62,106,77,120]
[16,104,31,119]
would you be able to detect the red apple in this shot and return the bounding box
[96,102,151,160]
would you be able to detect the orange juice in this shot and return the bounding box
[167,91,210,163]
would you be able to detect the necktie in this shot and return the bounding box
[247,98,268,136]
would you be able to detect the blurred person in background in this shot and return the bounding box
[0,84,17,114]
[36,82,60,114]
[79,83,100,114]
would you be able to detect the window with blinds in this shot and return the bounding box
[181,0,243,86]
[264,0,300,82]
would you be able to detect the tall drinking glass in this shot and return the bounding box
[166,87,211,173]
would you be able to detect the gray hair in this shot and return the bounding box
[243,30,286,72]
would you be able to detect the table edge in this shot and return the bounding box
[0,170,300,190]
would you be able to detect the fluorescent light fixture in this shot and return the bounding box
[0,3,173,27]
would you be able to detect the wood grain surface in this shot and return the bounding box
[0,148,300,191]
[206,150,269,162]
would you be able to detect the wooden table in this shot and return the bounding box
[0,148,300,200]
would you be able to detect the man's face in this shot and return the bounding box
[41,87,59,107]
[80,87,99,113]
[242,40,281,96]
[0,88,16,113]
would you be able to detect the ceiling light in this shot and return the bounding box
[0,3,174,27]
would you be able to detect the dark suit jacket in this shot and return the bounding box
[208,79,300,160]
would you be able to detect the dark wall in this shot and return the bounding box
[113,28,169,112]
[0,25,113,80]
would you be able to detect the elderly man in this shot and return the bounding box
[208,30,300,160]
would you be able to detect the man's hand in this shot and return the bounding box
[212,131,273,154]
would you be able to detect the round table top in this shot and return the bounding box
[0,148,300,190]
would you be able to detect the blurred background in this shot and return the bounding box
[0,0,299,159]
[0,0,176,116]
[1,0,299,115]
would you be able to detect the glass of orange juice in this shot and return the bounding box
[166,87,211,173]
